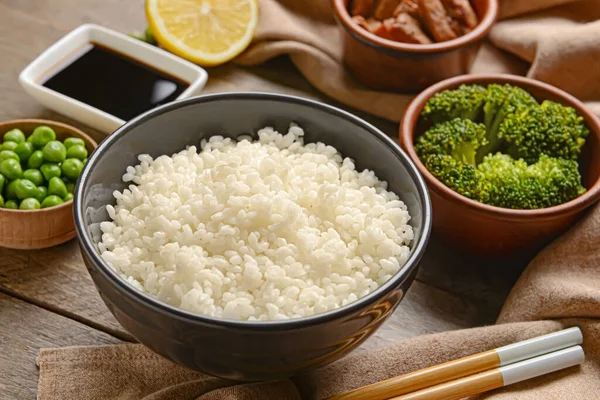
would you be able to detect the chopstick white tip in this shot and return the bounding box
[500,345,584,386]
[496,327,583,366]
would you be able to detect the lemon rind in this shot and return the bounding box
[146,0,259,67]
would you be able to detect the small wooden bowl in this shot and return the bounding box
[399,75,600,255]
[332,0,498,92]
[0,119,98,249]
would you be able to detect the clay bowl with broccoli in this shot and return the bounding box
[399,74,600,255]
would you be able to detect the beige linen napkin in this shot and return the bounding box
[233,0,600,120]
[37,1,600,398]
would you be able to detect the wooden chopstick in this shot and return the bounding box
[391,346,584,400]
[326,327,582,400]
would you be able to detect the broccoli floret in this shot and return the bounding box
[526,154,587,206]
[417,84,588,210]
[476,153,535,208]
[477,153,586,209]
[415,119,489,201]
[476,84,539,162]
[415,118,488,166]
[421,84,487,124]
[499,100,589,163]
[422,154,490,200]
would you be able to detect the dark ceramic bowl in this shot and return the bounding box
[399,74,600,256]
[332,0,498,92]
[74,93,432,381]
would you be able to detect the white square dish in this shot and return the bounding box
[19,24,208,134]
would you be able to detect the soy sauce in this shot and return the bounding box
[42,43,189,121]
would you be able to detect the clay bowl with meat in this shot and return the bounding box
[399,74,600,256]
[332,0,498,92]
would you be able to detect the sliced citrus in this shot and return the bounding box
[146,0,259,66]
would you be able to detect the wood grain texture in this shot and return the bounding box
[0,240,133,340]
[0,119,97,249]
[327,350,501,399]
[0,293,122,400]
[416,236,528,312]
[392,369,504,400]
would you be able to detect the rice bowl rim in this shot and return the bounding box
[75,92,432,329]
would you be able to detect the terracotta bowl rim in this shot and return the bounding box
[399,74,600,221]
[332,0,499,54]
[0,118,98,215]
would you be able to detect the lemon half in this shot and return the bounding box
[146,0,259,66]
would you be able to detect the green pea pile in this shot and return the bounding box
[0,126,87,210]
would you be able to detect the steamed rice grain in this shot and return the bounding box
[99,124,413,321]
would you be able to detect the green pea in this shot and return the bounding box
[0,194,3,207]
[4,180,19,200]
[41,195,65,208]
[40,163,61,181]
[28,150,44,169]
[4,200,18,209]
[3,128,26,144]
[35,186,48,203]
[63,137,85,149]
[63,193,74,202]
[66,182,75,194]
[0,150,19,165]
[23,169,44,186]
[30,126,56,148]
[145,27,157,45]
[42,141,67,163]
[19,198,40,210]
[15,179,38,200]
[83,158,88,165]
[48,176,68,198]
[0,173,4,193]
[1,141,18,151]
[66,144,88,160]
[27,134,35,143]
[0,159,22,180]
[61,158,84,180]
[14,142,33,163]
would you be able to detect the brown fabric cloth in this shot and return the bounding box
[233,0,600,121]
[37,1,600,399]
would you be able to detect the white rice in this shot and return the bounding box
[99,124,413,321]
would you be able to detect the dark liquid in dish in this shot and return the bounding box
[42,43,189,121]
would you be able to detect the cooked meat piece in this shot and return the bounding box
[374,0,403,19]
[393,0,420,18]
[352,16,384,34]
[441,0,479,29]
[366,18,384,32]
[447,16,463,36]
[374,20,394,39]
[351,0,377,17]
[417,0,457,42]
[373,21,394,40]
[383,13,432,44]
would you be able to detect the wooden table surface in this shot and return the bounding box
[0,1,531,398]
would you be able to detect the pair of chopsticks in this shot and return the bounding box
[326,327,584,400]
